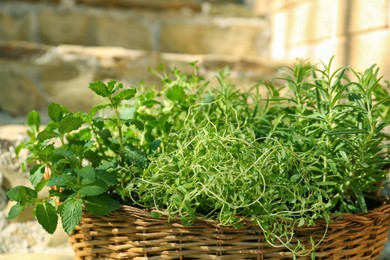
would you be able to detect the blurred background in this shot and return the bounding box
[0,0,389,259]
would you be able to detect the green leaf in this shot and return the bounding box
[107,80,118,93]
[84,195,121,216]
[36,201,58,234]
[8,203,24,219]
[28,164,47,192]
[78,166,95,180]
[58,116,83,135]
[26,111,40,130]
[61,197,83,234]
[120,145,147,168]
[89,104,111,117]
[166,85,186,102]
[49,190,69,202]
[48,103,66,122]
[37,130,59,142]
[79,180,108,197]
[297,217,305,227]
[150,139,161,151]
[107,80,124,94]
[15,142,25,159]
[47,175,79,189]
[142,100,160,108]
[351,182,367,213]
[183,200,196,219]
[326,128,368,136]
[114,88,136,102]
[7,186,37,203]
[89,81,109,98]
[97,129,112,144]
[315,181,338,186]
[95,170,117,186]
[54,149,80,168]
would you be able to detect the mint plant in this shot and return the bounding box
[6,60,390,256]
[7,81,141,234]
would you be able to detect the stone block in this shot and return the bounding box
[0,8,31,42]
[269,0,306,10]
[0,62,45,116]
[160,17,267,57]
[77,0,203,11]
[279,37,346,66]
[337,0,388,35]
[348,29,390,78]
[244,0,270,15]
[39,64,100,112]
[269,9,288,60]
[93,11,154,50]
[37,8,90,45]
[270,0,338,47]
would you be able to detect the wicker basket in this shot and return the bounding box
[69,203,390,259]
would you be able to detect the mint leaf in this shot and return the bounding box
[120,145,147,168]
[58,116,83,135]
[150,139,161,151]
[28,164,47,192]
[37,130,59,142]
[95,170,117,186]
[54,149,80,168]
[47,175,79,189]
[7,186,37,203]
[142,100,160,108]
[166,85,186,102]
[89,81,109,97]
[61,197,83,234]
[26,111,40,130]
[79,180,108,197]
[89,104,111,118]
[107,80,118,93]
[8,203,24,219]
[48,103,66,122]
[36,202,58,234]
[84,195,121,216]
[107,80,124,94]
[49,190,68,202]
[78,166,95,180]
[113,88,136,103]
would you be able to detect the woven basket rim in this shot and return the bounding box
[71,202,390,259]
[91,201,390,229]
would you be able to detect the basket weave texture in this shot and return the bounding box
[69,203,390,259]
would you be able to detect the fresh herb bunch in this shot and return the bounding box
[6,60,390,255]
[260,59,390,213]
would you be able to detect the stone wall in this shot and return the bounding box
[0,1,268,57]
[0,0,275,122]
[0,41,282,122]
[253,0,390,81]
